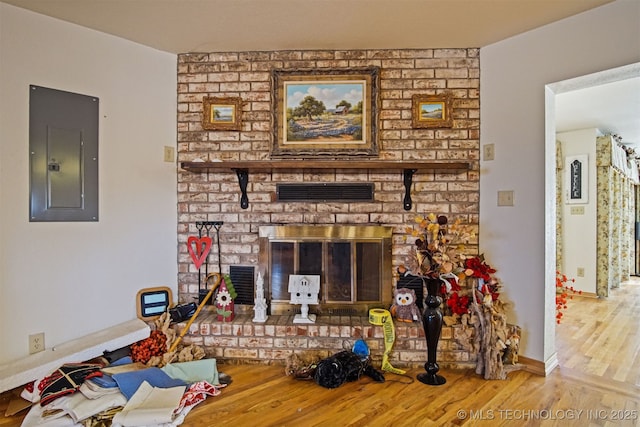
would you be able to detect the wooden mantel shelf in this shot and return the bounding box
[180,160,470,172]
[179,160,471,210]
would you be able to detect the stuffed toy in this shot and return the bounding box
[390,287,421,322]
[285,353,317,379]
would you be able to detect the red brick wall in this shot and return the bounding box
[176,48,480,366]
[179,312,477,369]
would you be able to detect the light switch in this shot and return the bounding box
[497,190,514,206]
[483,144,495,161]
[164,146,175,163]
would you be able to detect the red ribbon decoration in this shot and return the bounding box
[187,236,212,270]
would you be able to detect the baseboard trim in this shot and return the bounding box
[518,353,558,377]
[574,291,598,299]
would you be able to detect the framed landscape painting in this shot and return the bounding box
[271,67,380,157]
[202,96,242,131]
[412,93,453,128]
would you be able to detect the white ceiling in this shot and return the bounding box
[556,76,640,148]
[2,0,638,147]
[0,0,615,53]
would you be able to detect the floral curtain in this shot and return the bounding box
[556,140,564,272]
[596,135,638,297]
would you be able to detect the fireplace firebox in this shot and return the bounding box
[259,225,393,316]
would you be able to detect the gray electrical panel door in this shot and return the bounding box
[29,85,99,221]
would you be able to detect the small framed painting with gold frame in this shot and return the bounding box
[412,93,453,128]
[202,96,242,131]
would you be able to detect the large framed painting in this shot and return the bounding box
[271,67,380,157]
[412,93,453,129]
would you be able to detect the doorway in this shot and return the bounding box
[546,62,640,329]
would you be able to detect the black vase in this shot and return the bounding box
[417,277,446,385]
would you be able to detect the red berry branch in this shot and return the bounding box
[130,330,168,363]
[556,271,580,324]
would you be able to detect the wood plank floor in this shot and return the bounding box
[2,281,639,426]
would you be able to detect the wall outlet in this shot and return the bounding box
[577,267,585,277]
[29,332,45,354]
[570,206,585,215]
[163,146,175,163]
[483,143,495,161]
[497,190,514,206]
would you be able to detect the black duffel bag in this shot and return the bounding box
[313,350,384,388]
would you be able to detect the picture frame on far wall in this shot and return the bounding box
[202,96,242,131]
[412,93,453,128]
[565,154,588,204]
[271,67,380,157]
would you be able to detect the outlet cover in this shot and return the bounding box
[29,332,45,354]
[577,267,585,277]
[570,206,585,215]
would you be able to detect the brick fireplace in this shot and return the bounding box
[176,47,480,368]
[178,311,477,370]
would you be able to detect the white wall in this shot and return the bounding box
[480,0,640,368]
[0,4,177,364]
[557,129,599,294]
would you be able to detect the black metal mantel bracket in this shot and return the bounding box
[403,169,417,211]
[234,169,249,209]
[231,167,418,210]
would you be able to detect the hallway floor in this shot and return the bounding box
[556,278,640,388]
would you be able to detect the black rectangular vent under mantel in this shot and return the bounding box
[276,183,374,202]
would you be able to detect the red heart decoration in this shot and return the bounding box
[187,236,212,270]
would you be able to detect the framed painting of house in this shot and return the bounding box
[412,93,453,128]
[202,96,242,131]
[271,67,380,157]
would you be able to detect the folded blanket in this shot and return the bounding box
[173,381,223,414]
[161,359,219,385]
[84,374,117,389]
[111,381,185,427]
[19,402,78,427]
[40,363,104,406]
[168,381,226,426]
[112,367,186,400]
[79,379,124,399]
[45,388,127,423]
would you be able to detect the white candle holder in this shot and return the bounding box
[252,272,268,323]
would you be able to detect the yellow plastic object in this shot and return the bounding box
[368,308,406,375]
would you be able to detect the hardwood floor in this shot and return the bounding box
[2,282,639,426]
